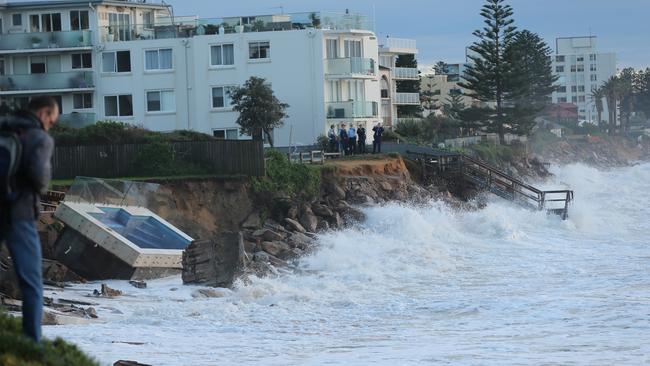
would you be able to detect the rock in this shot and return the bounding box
[243,240,257,254]
[331,212,344,228]
[311,203,334,218]
[316,220,330,232]
[253,251,287,267]
[288,232,312,249]
[191,288,229,298]
[114,361,152,366]
[94,284,122,298]
[299,206,318,232]
[284,218,306,233]
[85,307,98,318]
[129,280,147,289]
[241,211,262,229]
[262,229,285,242]
[261,241,291,258]
[287,204,299,220]
[182,232,246,288]
[328,183,347,200]
[337,206,366,224]
[380,181,393,191]
[42,259,85,284]
[0,247,21,300]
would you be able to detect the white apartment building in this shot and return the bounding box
[378,37,420,127]
[551,36,616,123]
[421,62,475,115]
[0,0,419,146]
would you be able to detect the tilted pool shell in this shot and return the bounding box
[53,202,194,280]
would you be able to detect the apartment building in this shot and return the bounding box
[0,0,418,146]
[378,37,420,127]
[551,36,616,123]
[420,62,474,115]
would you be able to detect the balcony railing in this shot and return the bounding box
[393,92,420,105]
[0,30,92,51]
[0,71,94,93]
[392,67,419,80]
[98,11,373,42]
[380,38,417,52]
[324,57,375,78]
[59,112,96,128]
[326,101,378,119]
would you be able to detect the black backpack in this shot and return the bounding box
[0,120,25,206]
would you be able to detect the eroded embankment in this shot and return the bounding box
[533,136,650,167]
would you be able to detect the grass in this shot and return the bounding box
[50,173,245,189]
[0,311,98,366]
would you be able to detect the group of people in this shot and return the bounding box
[327,123,385,155]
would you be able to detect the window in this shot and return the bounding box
[557,86,566,93]
[71,53,92,69]
[576,65,584,72]
[210,44,234,66]
[570,65,576,72]
[572,96,578,103]
[211,86,234,108]
[70,10,89,30]
[104,95,133,116]
[102,51,131,73]
[555,55,565,62]
[590,64,597,72]
[143,11,154,29]
[555,66,564,72]
[589,54,597,61]
[578,96,585,102]
[108,13,132,42]
[577,56,584,62]
[145,48,173,70]
[571,86,577,92]
[344,40,362,57]
[558,97,567,103]
[248,41,270,59]
[328,80,341,102]
[12,14,22,26]
[578,85,585,92]
[73,93,93,109]
[590,74,597,81]
[30,56,46,74]
[326,39,339,59]
[30,13,62,32]
[146,90,175,112]
[213,129,238,140]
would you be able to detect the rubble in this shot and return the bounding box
[182,232,246,288]
[94,284,123,298]
[129,280,147,289]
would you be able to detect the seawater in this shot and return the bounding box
[45,163,650,365]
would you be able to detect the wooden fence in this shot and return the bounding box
[52,139,265,179]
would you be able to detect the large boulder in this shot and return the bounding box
[261,241,291,259]
[299,205,318,233]
[284,218,306,233]
[182,232,246,288]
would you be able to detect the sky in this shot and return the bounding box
[165,0,650,71]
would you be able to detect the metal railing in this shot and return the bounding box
[0,30,92,51]
[392,67,419,79]
[324,57,375,77]
[326,101,378,119]
[380,38,417,51]
[393,92,420,105]
[0,71,94,93]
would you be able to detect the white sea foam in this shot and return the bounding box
[45,163,650,365]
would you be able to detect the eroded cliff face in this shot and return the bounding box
[533,136,650,167]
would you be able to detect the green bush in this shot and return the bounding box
[252,149,321,201]
[0,311,98,366]
[469,143,516,165]
[130,138,211,177]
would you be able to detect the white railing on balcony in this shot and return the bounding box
[393,92,420,105]
[0,71,94,93]
[326,101,378,119]
[0,30,92,51]
[381,38,417,51]
[392,67,419,80]
[324,57,375,77]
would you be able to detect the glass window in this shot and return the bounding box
[73,93,93,109]
[146,90,175,112]
[213,129,238,140]
[578,85,585,92]
[571,86,577,92]
[210,44,234,66]
[590,74,597,81]
[212,86,234,108]
[248,41,270,59]
[576,65,584,72]
[590,64,597,72]
[33,13,62,32]
[143,12,154,28]
[12,14,22,26]
[70,10,89,30]
[558,97,567,103]
[145,49,173,70]
[557,86,566,93]
[104,95,133,116]
[326,39,339,59]
[555,55,565,62]
[589,54,597,61]
[213,130,225,139]
[344,40,362,57]
[578,96,585,102]
[102,51,131,72]
[577,56,584,62]
[72,53,92,69]
[30,56,46,74]
[555,66,564,72]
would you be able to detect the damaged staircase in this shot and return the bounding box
[407,150,574,219]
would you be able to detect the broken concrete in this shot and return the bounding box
[182,232,246,288]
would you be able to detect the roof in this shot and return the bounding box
[2,0,168,10]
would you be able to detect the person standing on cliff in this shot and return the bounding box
[0,96,57,343]
[338,124,349,155]
[372,123,384,154]
[327,124,337,152]
[347,124,357,155]
[357,124,367,154]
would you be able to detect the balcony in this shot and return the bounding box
[0,30,92,53]
[324,57,375,78]
[379,38,418,54]
[0,71,94,95]
[392,67,419,80]
[393,92,420,105]
[98,11,373,43]
[326,101,378,119]
[59,112,96,128]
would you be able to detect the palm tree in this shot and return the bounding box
[590,86,605,130]
[617,68,635,134]
[602,76,620,135]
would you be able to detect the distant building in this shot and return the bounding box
[378,37,420,127]
[420,62,475,116]
[550,36,616,123]
[0,0,418,146]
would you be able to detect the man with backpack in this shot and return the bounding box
[1,96,57,342]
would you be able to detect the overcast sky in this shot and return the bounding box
[166,0,649,71]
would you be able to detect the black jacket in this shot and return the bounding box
[5,111,54,221]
